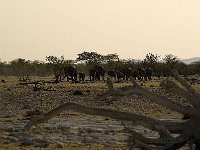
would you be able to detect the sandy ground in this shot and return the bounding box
[0,75,198,149]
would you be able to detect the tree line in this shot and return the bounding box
[0,52,200,78]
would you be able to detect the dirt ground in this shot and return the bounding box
[0,75,199,149]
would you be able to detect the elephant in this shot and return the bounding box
[132,70,140,80]
[145,67,153,80]
[89,68,97,81]
[121,68,133,80]
[114,68,125,82]
[137,68,146,81]
[107,70,117,81]
[63,66,77,81]
[89,65,105,81]
[78,72,85,82]
[137,67,153,81]
[116,71,125,82]
[115,67,133,81]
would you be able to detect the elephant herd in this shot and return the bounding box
[61,65,153,83]
[107,67,153,82]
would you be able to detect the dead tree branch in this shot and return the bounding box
[98,77,198,117]
[25,102,185,133]
[173,70,200,100]
[160,79,197,107]
[25,71,200,149]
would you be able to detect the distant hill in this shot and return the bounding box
[181,57,200,64]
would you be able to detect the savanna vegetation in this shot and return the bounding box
[0,52,200,150]
[0,52,200,79]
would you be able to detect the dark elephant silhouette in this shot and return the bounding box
[121,68,133,80]
[89,65,105,81]
[63,66,77,81]
[107,70,117,81]
[115,67,133,81]
[114,68,125,82]
[78,72,85,82]
[145,67,153,80]
[132,70,140,80]
[137,67,153,81]
[137,68,146,80]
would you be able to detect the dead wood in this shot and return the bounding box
[25,71,200,149]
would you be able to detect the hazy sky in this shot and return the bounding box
[1,0,200,62]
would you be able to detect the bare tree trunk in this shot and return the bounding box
[25,70,200,149]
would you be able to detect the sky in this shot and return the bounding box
[1,0,200,62]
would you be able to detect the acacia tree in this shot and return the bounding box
[77,51,121,73]
[76,51,102,66]
[163,54,180,69]
[102,53,119,62]
[45,56,73,82]
[143,53,160,76]
[102,53,120,70]
[143,53,160,66]
[163,54,180,76]
[30,60,46,76]
[10,58,33,80]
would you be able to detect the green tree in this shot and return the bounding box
[102,53,119,62]
[102,53,120,70]
[0,59,6,75]
[163,54,180,69]
[10,58,32,79]
[31,60,50,76]
[76,51,102,65]
[143,53,160,67]
[143,53,160,76]
[46,56,65,81]
[188,61,200,75]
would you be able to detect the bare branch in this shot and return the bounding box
[123,122,175,146]
[159,133,192,150]
[133,87,198,117]
[160,79,197,107]
[173,70,200,99]
[98,81,198,117]
[23,71,200,148]
[123,124,162,146]
[25,102,185,133]
[132,139,153,150]
[155,125,173,138]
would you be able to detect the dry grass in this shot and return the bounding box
[0,75,199,149]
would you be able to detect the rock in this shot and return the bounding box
[72,90,83,95]
[0,135,18,143]
[20,137,34,146]
[13,132,31,139]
